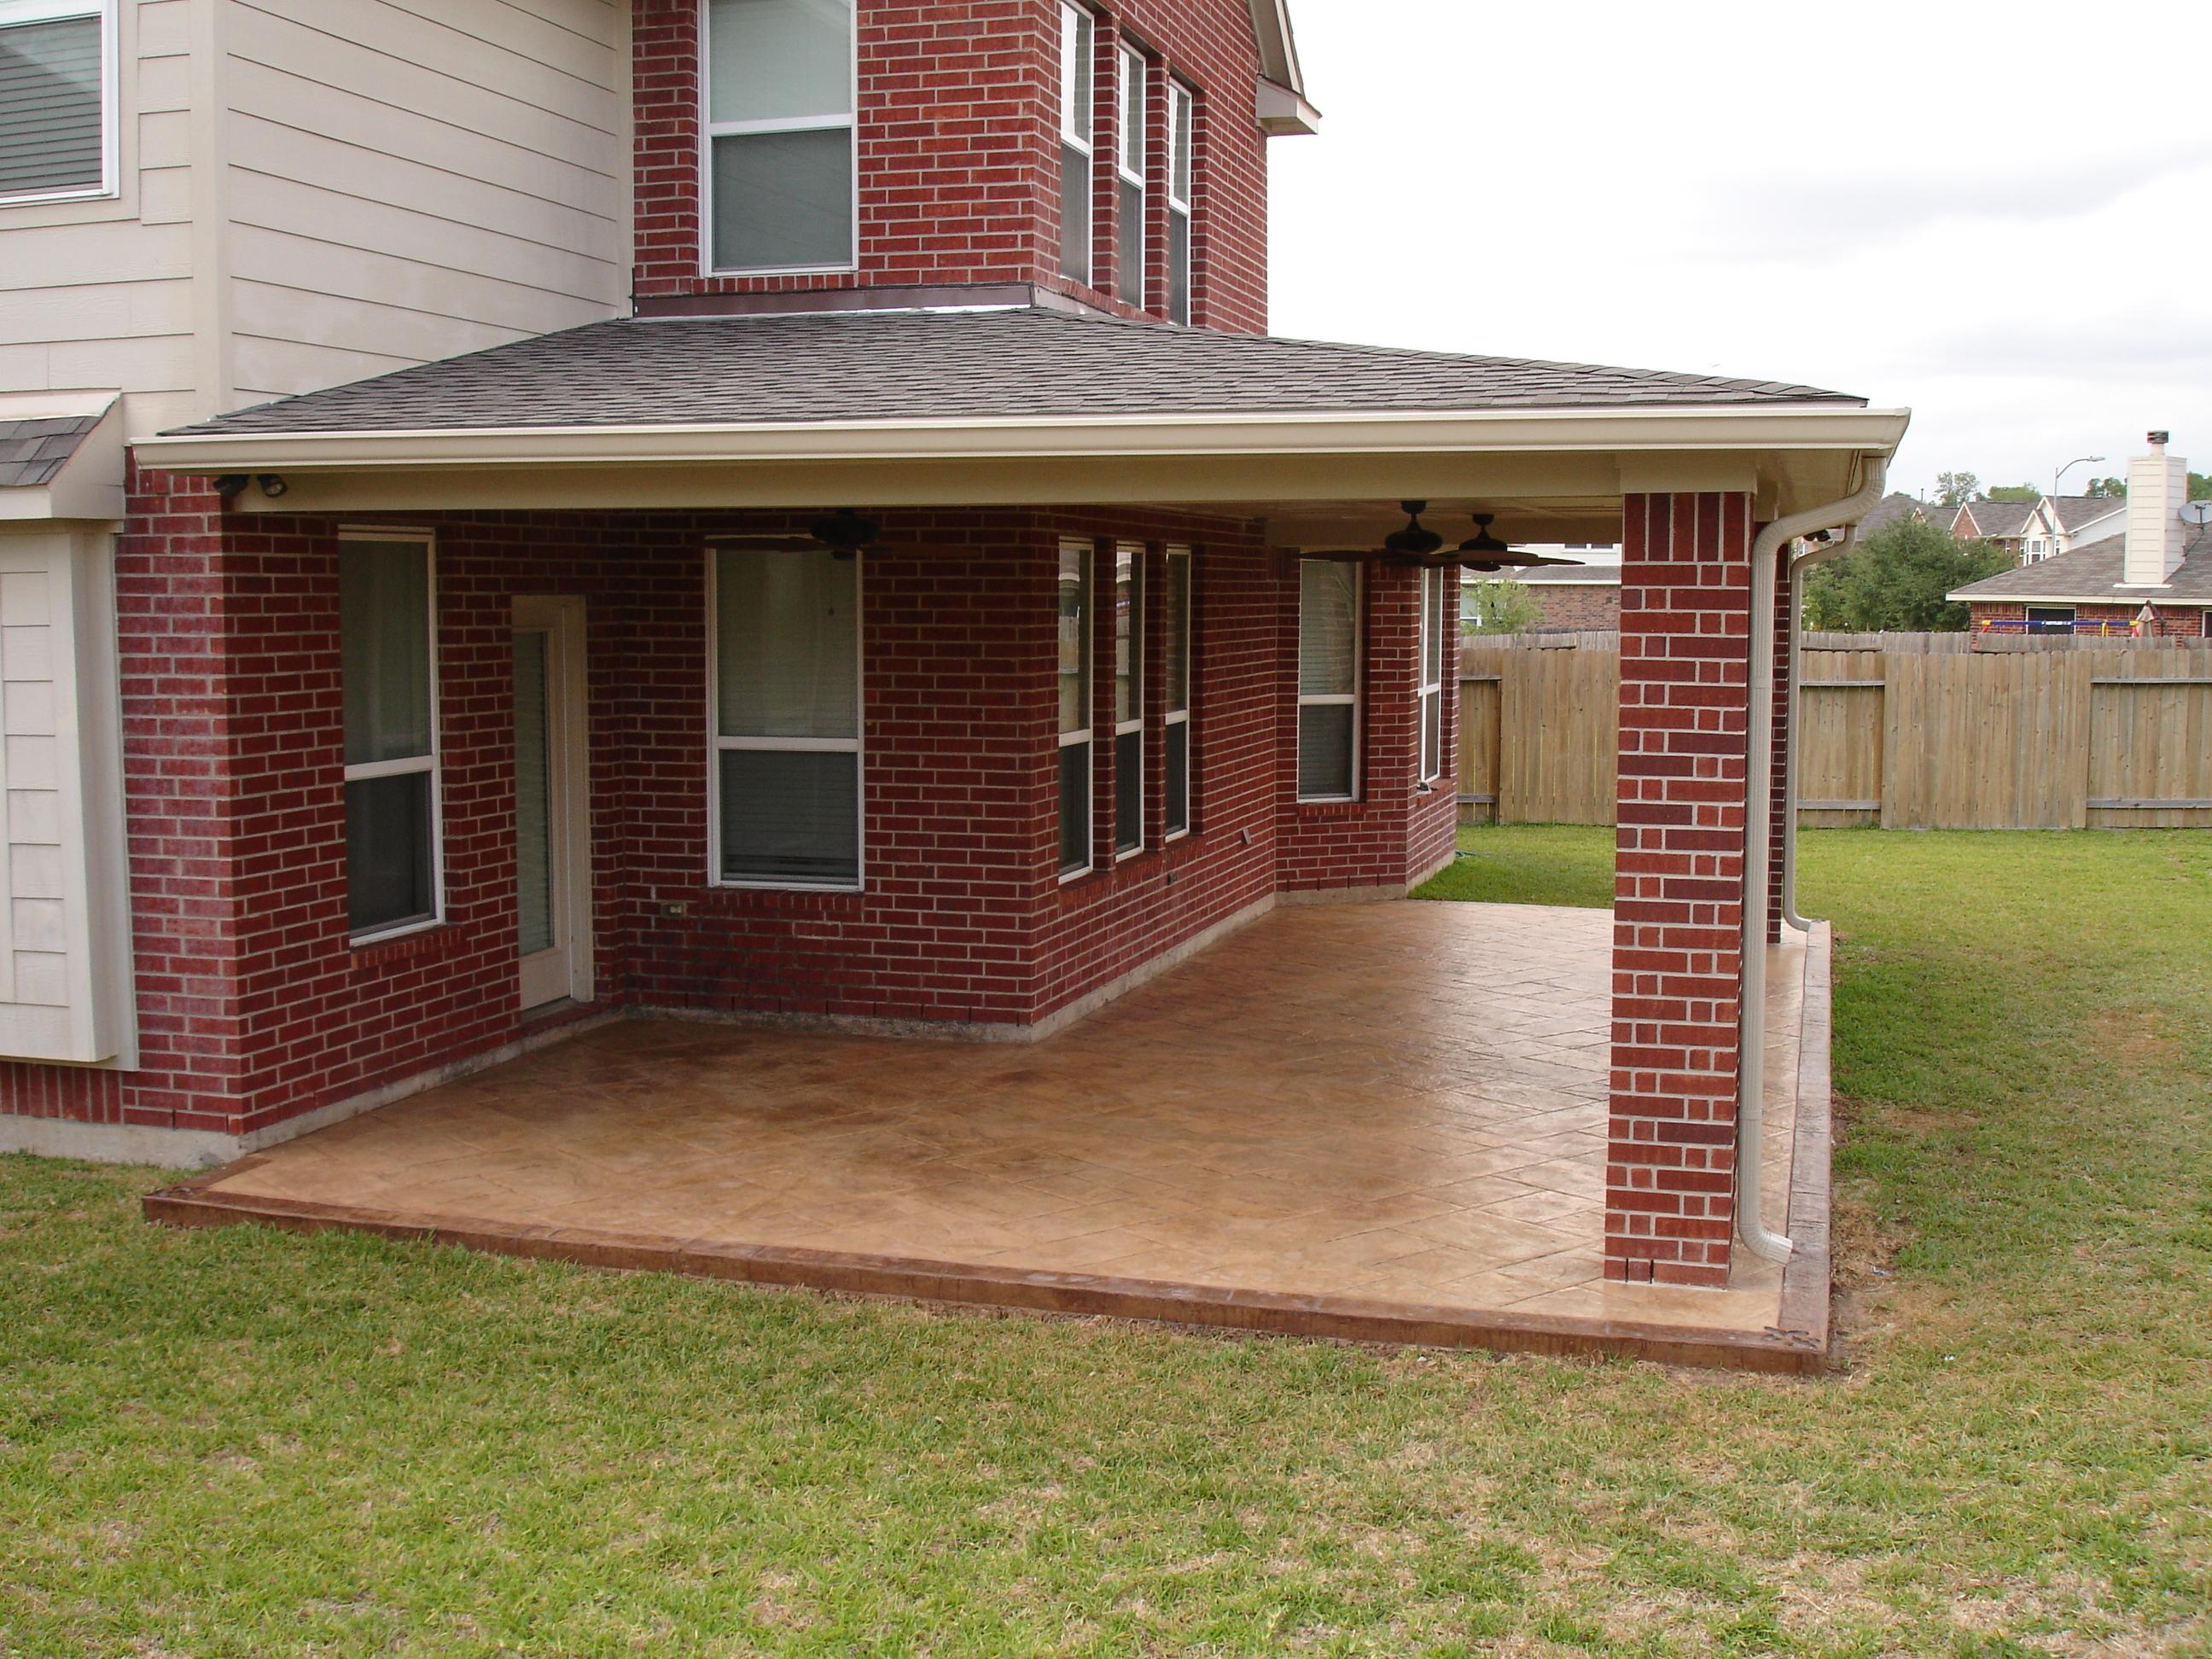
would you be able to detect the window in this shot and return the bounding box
[2026,605,2075,636]
[1113,541,1143,857]
[712,547,862,888]
[1297,560,1359,801]
[1057,540,1093,878]
[703,0,855,274]
[1417,567,1447,784]
[1115,44,1145,306]
[1163,546,1191,837]
[0,0,113,203]
[1057,1,1094,283]
[1166,79,1193,324]
[340,536,440,941]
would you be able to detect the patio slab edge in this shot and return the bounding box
[143,1173,1829,1375]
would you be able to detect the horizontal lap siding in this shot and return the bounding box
[222,0,629,405]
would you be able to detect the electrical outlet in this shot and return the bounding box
[660,901,690,919]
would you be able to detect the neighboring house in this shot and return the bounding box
[1468,553,1621,631]
[1856,492,1938,539]
[0,0,1905,1290]
[1949,498,2034,557]
[2013,494,2128,563]
[1951,436,2209,637]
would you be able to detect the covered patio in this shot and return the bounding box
[150,899,1833,1371]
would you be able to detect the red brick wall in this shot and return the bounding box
[1606,492,1753,1289]
[1275,562,1458,895]
[632,0,1270,333]
[1529,583,1621,632]
[13,487,1470,1137]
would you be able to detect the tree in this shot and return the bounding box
[1462,578,1540,636]
[2084,476,2127,498]
[1934,470,1979,508]
[1801,520,2013,632]
[2192,472,2212,502]
[1983,484,2040,504]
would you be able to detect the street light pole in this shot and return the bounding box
[2054,455,2106,499]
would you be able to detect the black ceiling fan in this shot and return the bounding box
[1456,514,1580,573]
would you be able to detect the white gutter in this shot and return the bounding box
[1781,522,1855,930]
[132,404,1912,475]
[1740,457,1886,1264]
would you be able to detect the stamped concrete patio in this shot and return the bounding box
[149,900,1832,1370]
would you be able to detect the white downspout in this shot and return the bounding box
[1739,458,1887,1264]
[1781,522,1855,930]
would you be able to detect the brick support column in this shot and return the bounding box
[1605,492,1754,1288]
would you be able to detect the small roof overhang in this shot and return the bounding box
[137,403,1910,544]
[0,394,125,524]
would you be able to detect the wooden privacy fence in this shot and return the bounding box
[1459,636,2212,830]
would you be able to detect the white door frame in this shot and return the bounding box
[513,596,593,1010]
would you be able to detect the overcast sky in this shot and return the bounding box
[1266,0,2212,502]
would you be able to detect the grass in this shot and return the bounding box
[5,827,2210,1656]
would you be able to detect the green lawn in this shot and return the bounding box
[6,829,2210,1656]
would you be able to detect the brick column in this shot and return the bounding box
[1605,492,1754,1287]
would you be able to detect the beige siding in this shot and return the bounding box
[221,0,628,403]
[0,0,203,442]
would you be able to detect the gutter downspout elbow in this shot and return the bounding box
[1739,458,1887,1265]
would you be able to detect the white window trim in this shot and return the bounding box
[705,544,866,894]
[1296,560,1362,805]
[697,0,860,278]
[0,0,119,207]
[1058,538,1094,882]
[1163,544,1191,841]
[1166,78,1194,323]
[1115,44,1146,309]
[1057,0,1095,285]
[341,528,444,946]
[1113,540,1144,860]
[1417,567,1446,785]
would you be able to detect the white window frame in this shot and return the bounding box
[705,545,866,894]
[0,0,119,207]
[1417,567,1446,785]
[1296,559,1362,805]
[1057,0,1095,285]
[1113,540,1144,859]
[1115,42,1145,308]
[698,0,859,277]
[1057,538,1094,882]
[1163,544,1191,841]
[340,528,444,946]
[1166,78,1194,325]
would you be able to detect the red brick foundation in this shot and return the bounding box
[1605,492,1754,1288]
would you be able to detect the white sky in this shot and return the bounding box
[1266,0,2212,501]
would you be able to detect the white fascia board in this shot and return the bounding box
[1946,590,2171,604]
[135,404,1912,475]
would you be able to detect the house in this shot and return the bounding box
[1856,492,1938,539]
[0,0,1906,1306]
[1950,437,2209,637]
[1465,551,1621,632]
[1949,498,2034,556]
[2012,494,2128,564]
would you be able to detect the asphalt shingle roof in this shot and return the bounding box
[165,307,1863,439]
[0,415,102,488]
[2048,493,2127,533]
[1951,528,2212,605]
[1953,498,2034,538]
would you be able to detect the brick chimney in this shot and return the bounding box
[2123,431,2187,586]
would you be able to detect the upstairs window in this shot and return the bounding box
[1297,560,1360,802]
[704,0,855,274]
[0,0,113,203]
[1115,44,1145,307]
[1166,79,1194,323]
[1057,1,1094,284]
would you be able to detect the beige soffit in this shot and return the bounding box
[0,397,125,524]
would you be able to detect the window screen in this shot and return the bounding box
[705,0,855,271]
[0,11,103,200]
